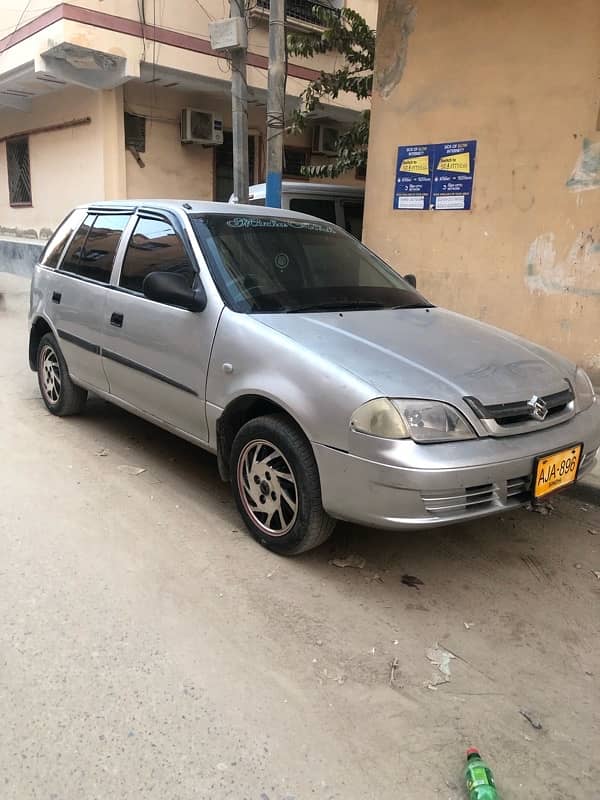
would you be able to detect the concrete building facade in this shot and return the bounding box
[364,0,600,381]
[0,0,375,262]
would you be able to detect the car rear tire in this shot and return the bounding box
[231,414,335,555]
[37,332,87,416]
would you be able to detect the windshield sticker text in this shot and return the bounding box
[226,217,335,234]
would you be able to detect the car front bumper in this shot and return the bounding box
[313,402,600,530]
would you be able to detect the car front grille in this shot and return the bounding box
[506,474,531,501]
[421,483,495,515]
[464,386,575,435]
[421,474,532,516]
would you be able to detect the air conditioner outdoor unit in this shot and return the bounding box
[181,108,224,145]
[312,124,340,156]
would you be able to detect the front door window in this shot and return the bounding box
[119,217,196,293]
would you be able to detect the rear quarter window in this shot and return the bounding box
[40,211,82,268]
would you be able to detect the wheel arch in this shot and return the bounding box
[29,316,54,370]
[215,394,311,482]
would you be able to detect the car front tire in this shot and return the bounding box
[231,414,335,555]
[37,332,87,416]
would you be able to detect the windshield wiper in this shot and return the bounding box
[287,300,385,313]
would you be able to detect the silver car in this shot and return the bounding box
[29,200,600,554]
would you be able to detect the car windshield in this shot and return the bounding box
[191,214,432,313]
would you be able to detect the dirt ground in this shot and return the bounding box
[1,273,599,800]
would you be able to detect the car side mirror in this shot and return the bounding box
[404,273,417,288]
[142,271,207,312]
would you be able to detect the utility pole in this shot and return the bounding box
[229,0,249,203]
[266,0,286,208]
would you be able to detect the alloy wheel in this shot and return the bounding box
[237,439,298,536]
[39,343,62,405]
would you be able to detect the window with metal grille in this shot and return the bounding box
[256,0,340,26]
[6,137,32,206]
[283,147,309,178]
[124,112,146,152]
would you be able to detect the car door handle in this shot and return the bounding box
[52,291,62,304]
[110,312,124,328]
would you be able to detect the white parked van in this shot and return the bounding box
[230,181,365,239]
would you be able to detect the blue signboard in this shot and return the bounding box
[431,140,477,210]
[393,144,434,210]
[393,139,477,211]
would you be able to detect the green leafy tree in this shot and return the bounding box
[287,6,374,178]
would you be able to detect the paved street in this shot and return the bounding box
[1,273,599,800]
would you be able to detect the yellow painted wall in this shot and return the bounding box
[0,87,106,237]
[0,0,372,230]
[0,77,363,240]
[123,82,217,201]
[123,83,365,200]
[364,0,600,380]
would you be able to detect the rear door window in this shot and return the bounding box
[289,197,337,224]
[119,216,196,294]
[60,213,129,283]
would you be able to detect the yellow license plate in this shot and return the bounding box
[533,444,582,499]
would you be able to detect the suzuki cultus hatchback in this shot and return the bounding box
[29,201,600,554]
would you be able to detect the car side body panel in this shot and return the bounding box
[205,308,375,451]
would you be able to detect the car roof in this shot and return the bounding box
[77,199,333,221]
[248,182,364,200]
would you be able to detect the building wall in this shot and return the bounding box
[123,82,364,201]
[0,0,370,241]
[364,0,600,380]
[0,0,374,97]
[0,87,107,238]
[123,83,216,201]
[0,77,364,247]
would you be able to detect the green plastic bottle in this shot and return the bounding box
[464,748,500,799]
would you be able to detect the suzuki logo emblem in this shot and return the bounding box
[527,395,548,421]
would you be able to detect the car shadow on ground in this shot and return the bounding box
[72,393,570,584]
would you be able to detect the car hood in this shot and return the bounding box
[256,307,575,405]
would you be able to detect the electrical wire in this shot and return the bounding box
[0,0,34,54]
[125,104,178,124]
[137,0,147,61]
[151,0,157,124]
[0,5,56,39]
[244,0,261,32]
[152,0,157,81]
[192,0,216,22]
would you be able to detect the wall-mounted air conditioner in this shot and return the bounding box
[312,124,340,156]
[181,108,224,145]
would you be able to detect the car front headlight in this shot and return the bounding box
[350,398,409,439]
[350,398,476,443]
[574,366,596,412]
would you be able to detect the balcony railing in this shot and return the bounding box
[255,0,340,27]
